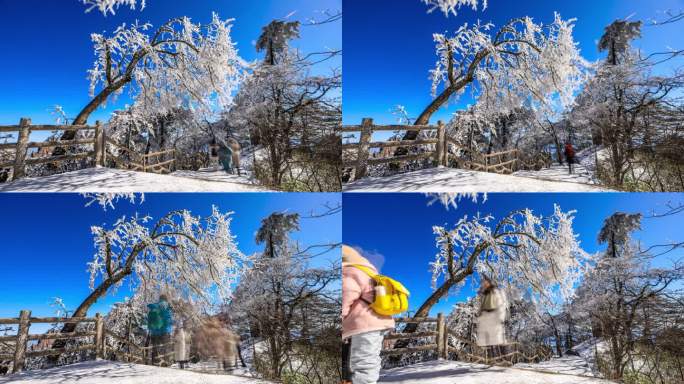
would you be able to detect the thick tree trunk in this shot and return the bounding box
[52,79,129,161]
[50,270,130,360]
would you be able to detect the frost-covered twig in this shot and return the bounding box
[81,193,143,210]
[425,192,487,210]
[80,0,146,16]
[421,0,488,17]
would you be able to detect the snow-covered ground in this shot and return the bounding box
[514,355,595,377]
[512,339,611,378]
[512,163,596,185]
[0,361,271,384]
[379,360,613,383]
[344,167,610,192]
[0,167,269,192]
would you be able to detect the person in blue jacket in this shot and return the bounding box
[217,143,234,174]
[147,294,174,366]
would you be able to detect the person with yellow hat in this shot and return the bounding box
[342,245,395,384]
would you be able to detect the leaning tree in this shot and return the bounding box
[399,13,584,148]
[57,13,245,148]
[54,205,246,344]
[400,203,586,340]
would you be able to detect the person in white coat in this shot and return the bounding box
[476,276,509,358]
[174,321,190,369]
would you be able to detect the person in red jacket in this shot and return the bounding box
[564,142,575,174]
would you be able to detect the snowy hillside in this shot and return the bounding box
[344,167,609,192]
[0,361,272,384]
[0,167,269,192]
[379,360,613,383]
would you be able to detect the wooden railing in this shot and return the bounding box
[382,314,448,360]
[0,117,179,182]
[446,331,554,366]
[105,139,176,174]
[0,310,104,374]
[382,313,554,367]
[0,118,104,181]
[446,144,520,174]
[0,310,179,375]
[340,118,447,180]
[104,330,174,366]
[340,118,543,181]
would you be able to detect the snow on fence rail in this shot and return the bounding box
[339,118,448,180]
[0,118,178,182]
[0,310,104,374]
[340,118,539,181]
[0,118,104,181]
[382,314,449,359]
[384,313,554,367]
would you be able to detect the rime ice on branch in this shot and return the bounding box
[421,0,488,17]
[81,0,146,16]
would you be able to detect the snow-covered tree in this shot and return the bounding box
[229,212,340,381]
[572,211,684,380]
[402,13,584,145]
[50,204,246,348]
[59,13,245,146]
[229,19,341,191]
[419,205,586,320]
[255,20,301,66]
[598,20,642,66]
[570,18,684,190]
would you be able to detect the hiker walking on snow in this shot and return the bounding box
[228,138,241,176]
[147,294,174,366]
[217,142,234,174]
[342,245,396,384]
[476,276,509,359]
[174,320,190,369]
[564,142,575,175]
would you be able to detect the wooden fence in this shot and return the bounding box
[382,314,448,359]
[0,310,104,374]
[340,118,447,180]
[340,118,535,181]
[382,313,554,367]
[0,118,177,181]
[445,331,554,366]
[0,310,177,375]
[0,118,104,181]
[104,330,174,366]
[106,138,176,174]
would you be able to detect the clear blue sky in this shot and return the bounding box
[0,0,341,128]
[343,0,684,126]
[343,192,684,316]
[0,192,341,330]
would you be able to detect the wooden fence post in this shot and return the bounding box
[12,118,31,181]
[436,313,446,359]
[12,310,31,373]
[355,118,373,180]
[93,121,105,167]
[435,121,446,167]
[95,313,104,359]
